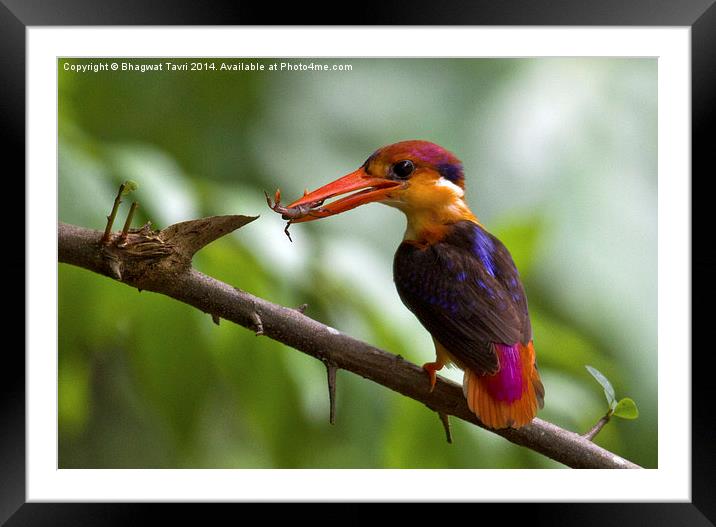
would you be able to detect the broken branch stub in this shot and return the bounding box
[160,215,259,260]
[97,215,258,287]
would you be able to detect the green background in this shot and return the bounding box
[58,57,657,468]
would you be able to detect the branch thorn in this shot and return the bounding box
[325,361,338,425]
[426,404,453,444]
[108,259,122,280]
[438,412,453,444]
[250,311,264,336]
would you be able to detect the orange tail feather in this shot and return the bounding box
[463,341,544,429]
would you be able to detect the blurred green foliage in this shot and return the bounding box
[58,57,657,468]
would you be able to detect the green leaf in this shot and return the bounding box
[585,365,616,408]
[122,179,138,194]
[612,397,639,419]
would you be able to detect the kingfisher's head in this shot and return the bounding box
[284,141,474,238]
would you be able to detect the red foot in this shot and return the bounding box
[422,361,444,392]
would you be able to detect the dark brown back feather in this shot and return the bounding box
[393,221,531,375]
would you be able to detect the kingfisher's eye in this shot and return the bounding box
[391,160,415,179]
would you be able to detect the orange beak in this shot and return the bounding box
[285,167,402,223]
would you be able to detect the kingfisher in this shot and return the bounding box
[275,140,544,429]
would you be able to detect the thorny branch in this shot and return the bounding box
[57,218,641,469]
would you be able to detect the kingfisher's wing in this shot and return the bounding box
[393,221,531,375]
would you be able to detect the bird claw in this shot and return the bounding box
[422,361,443,392]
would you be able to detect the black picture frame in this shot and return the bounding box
[6,0,714,523]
